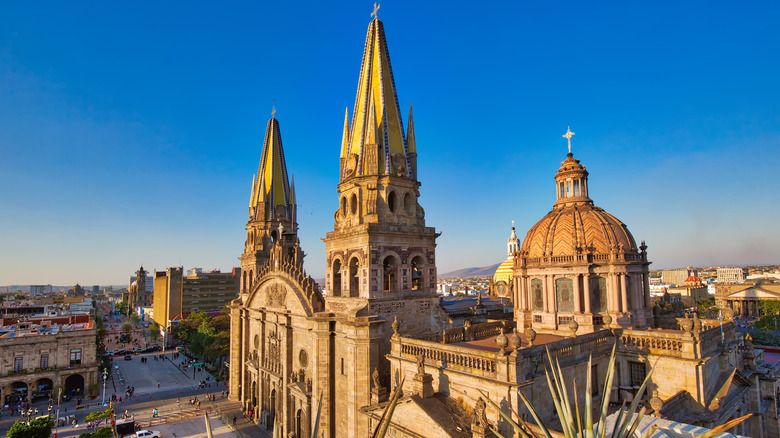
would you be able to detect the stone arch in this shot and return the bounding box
[270,229,278,243]
[410,254,426,291]
[382,253,400,292]
[340,196,347,217]
[331,258,343,297]
[35,378,53,398]
[251,380,257,411]
[350,193,358,216]
[295,408,303,437]
[7,381,28,404]
[348,256,360,297]
[246,273,321,317]
[64,374,84,397]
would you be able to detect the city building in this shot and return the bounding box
[229,12,778,438]
[0,320,98,405]
[125,266,152,308]
[152,267,239,330]
[667,275,710,307]
[715,283,780,317]
[29,285,53,297]
[718,267,749,284]
[661,268,696,286]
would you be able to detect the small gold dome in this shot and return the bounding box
[493,258,514,283]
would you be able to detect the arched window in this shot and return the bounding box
[340,196,347,217]
[388,191,396,213]
[270,229,278,243]
[332,260,342,297]
[295,409,302,438]
[349,257,360,297]
[350,194,358,215]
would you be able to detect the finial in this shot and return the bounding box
[371,2,380,20]
[562,125,575,154]
[511,219,515,230]
[271,103,276,119]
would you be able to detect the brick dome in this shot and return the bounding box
[519,152,638,259]
[520,203,638,258]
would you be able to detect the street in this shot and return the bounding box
[0,350,230,437]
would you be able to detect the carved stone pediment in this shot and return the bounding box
[266,283,287,308]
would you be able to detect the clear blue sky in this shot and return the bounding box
[1,1,778,286]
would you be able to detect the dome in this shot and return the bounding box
[493,257,514,283]
[520,204,637,258]
[520,151,638,259]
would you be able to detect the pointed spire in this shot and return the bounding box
[344,16,411,179]
[249,174,256,208]
[340,108,350,159]
[249,116,293,221]
[407,102,416,154]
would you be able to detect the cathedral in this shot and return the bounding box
[229,12,780,438]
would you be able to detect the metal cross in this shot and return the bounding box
[562,125,575,153]
[271,105,276,119]
[371,2,380,20]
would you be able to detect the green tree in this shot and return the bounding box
[7,416,54,438]
[116,301,129,315]
[149,323,161,341]
[79,426,113,438]
[130,313,141,325]
[760,300,780,316]
[121,322,133,335]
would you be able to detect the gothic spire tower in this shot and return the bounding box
[240,111,300,297]
[323,14,445,335]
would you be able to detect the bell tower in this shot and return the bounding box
[240,113,300,299]
[323,16,445,336]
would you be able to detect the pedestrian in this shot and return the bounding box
[232,415,237,426]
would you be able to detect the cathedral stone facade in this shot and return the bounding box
[230,13,780,438]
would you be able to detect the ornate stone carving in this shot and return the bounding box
[266,284,287,307]
[473,397,488,428]
[525,327,537,346]
[509,329,522,351]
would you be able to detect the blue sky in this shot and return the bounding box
[1,1,778,286]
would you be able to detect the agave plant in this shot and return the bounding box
[481,344,751,438]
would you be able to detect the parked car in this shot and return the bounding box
[133,430,161,438]
[124,355,132,361]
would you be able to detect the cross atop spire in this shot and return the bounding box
[271,105,276,119]
[562,125,575,154]
[371,2,380,20]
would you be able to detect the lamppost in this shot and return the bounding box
[54,388,62,437]
[101,369,109,406]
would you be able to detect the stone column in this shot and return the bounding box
[583,276,592,314]
[228,303,242,401]
[643,273,652,308]
[573,275,582,313]
[542,276,549,313]
[609,273,620,314]
[620,274,629,313]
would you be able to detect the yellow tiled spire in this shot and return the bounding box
[342,17,412,180]
[249,116,294,222]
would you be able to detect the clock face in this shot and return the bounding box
[299,349,308,368]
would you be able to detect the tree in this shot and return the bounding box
[130,313,141,326]
[116,301,129,315]
[7,416,54,438]
[149,323,161,341]
[760,300,780,316]
[121,322,133,335]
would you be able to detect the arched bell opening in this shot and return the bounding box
[349,257,360,297]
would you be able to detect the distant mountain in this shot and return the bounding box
[440,264,500,278]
